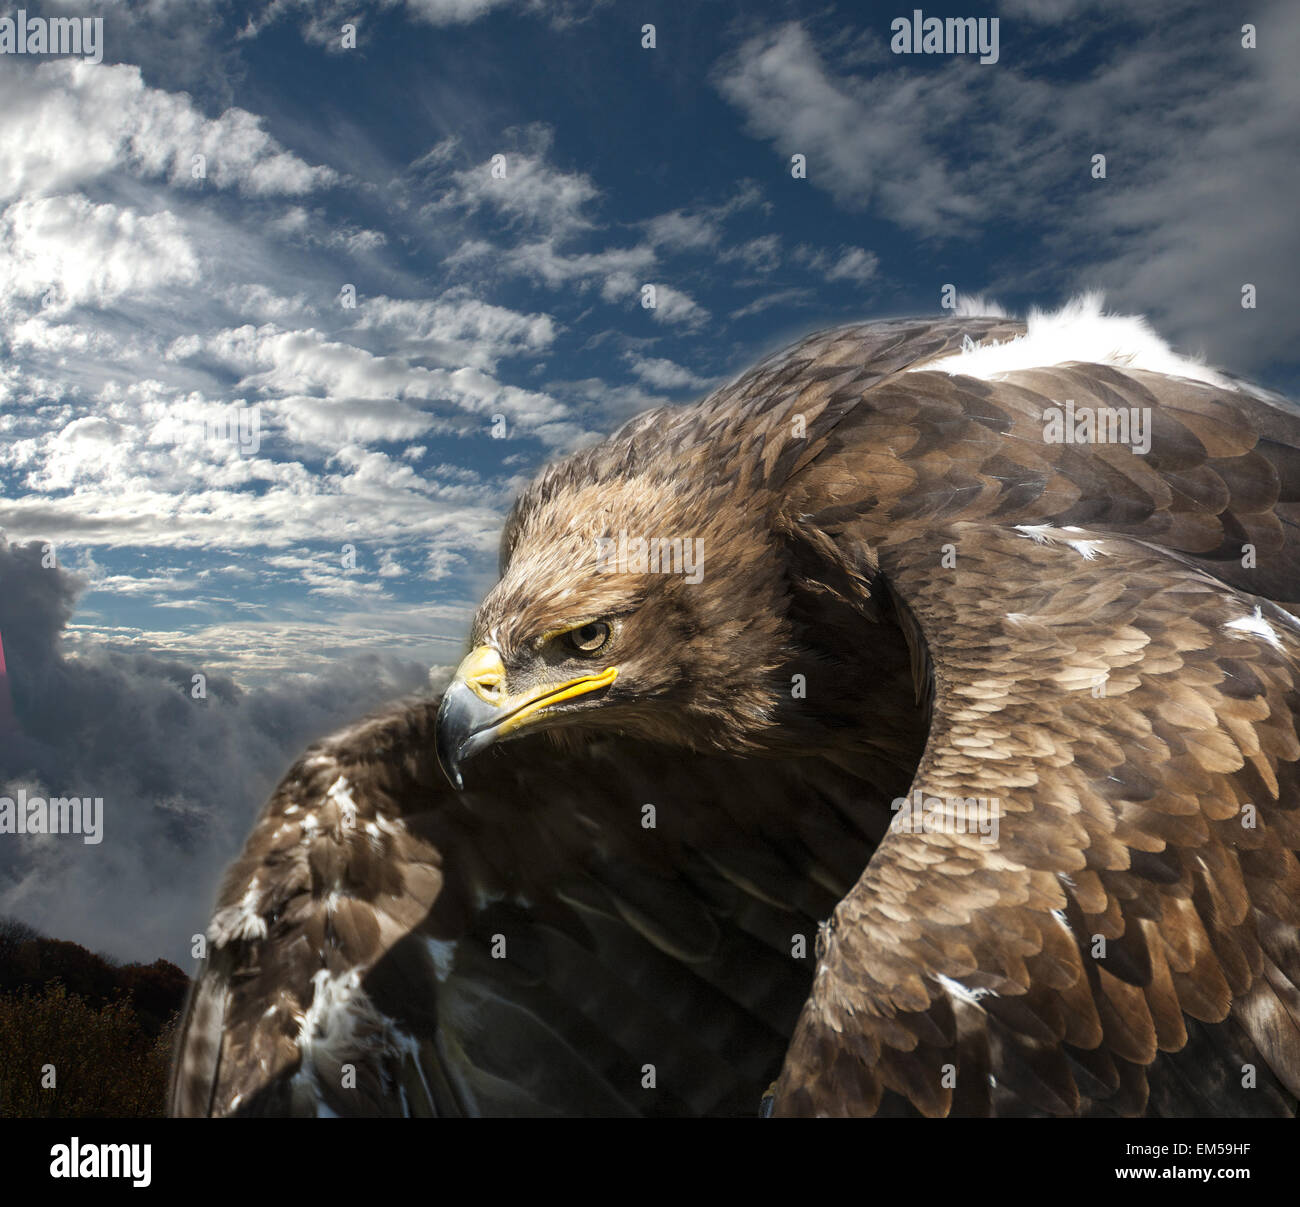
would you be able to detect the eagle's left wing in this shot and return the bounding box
[771,521,1300,1116]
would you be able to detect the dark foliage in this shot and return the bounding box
[0,917,189,1117]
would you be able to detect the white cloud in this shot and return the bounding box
[0,60,337,202]
[714,5,1300,369]
[642,184,770,255]
[377,549,407,578]
[271,395,441,448]
[0,195,200,313]
[647,283,709,328]
[171,323,569,432]
[623,353,712,391]
[431,129,600,237]
[267,206,387,252]
[792,242,879,285]
[644,209,721,251]
[715,24,987,234]
[720,234,783,273]
[729,287,815,320]
[350,292,557,369]
[428,131,743,329]
[406,0,514,20]
[1075,3,1300,368]
[452,236,657,304]
[242,0,522,47]
[220,283,319,324]
[825,246,879,284]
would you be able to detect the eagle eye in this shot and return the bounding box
[562,621,611,655]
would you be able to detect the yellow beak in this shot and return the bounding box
[435,646,618,787]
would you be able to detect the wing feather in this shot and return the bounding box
[771,523,1300,1115]
[171,703,901,1115]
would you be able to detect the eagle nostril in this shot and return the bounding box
[458,646,508,703]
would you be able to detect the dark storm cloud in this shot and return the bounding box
[0,537,433,964]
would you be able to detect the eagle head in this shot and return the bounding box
[435,439,794,788]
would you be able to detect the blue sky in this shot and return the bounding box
[0,0,1296,958]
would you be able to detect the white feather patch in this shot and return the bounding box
[207,878,268,945]
[935,973,994,1006]
[916,292,1243,391]
[424,936,458,982]
[1224,606,1284,652]
[327,775,358,830]
[1013,523,1112,560]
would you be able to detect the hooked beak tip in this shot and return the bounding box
[435,683,478,790]
[435,676,511,790]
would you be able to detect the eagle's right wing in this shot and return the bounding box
[170,699,901,1116]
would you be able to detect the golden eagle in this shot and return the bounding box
[172,303,1300,1117]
